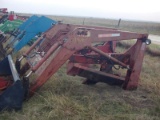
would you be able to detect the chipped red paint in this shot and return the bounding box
[18,23,149,96]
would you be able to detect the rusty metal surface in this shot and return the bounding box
[0,8,8,13]
[67,63,125,85]
[17,23,149,96]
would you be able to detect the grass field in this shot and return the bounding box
[18,13,160,35]
[47,15,160,35]
[0,15,160,120]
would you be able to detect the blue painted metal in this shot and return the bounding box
[13,16,56,51]
[6,15,39,49]
[18,15,39,30]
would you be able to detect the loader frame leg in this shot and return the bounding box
[123,40,146,90]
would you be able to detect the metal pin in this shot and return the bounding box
[25,71,32,77]
[18,56,24,61]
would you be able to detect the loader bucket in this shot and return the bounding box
[0,55,25,111]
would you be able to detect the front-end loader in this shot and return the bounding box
[0,23,151,111]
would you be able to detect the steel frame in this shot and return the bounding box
[16,23,149,96]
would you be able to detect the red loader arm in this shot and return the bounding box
[16,23,150,97]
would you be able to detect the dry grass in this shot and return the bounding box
[0,15,160,120]
[46,15,160,35]
[17,13,160,35]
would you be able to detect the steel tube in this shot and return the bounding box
[32,42,60,72]
[8,55,20,82]
[88,46,129,68]
[24,36,45,56]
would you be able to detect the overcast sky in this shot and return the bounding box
[0,0,160,22]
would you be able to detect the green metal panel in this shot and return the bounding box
[0,20,23,33]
